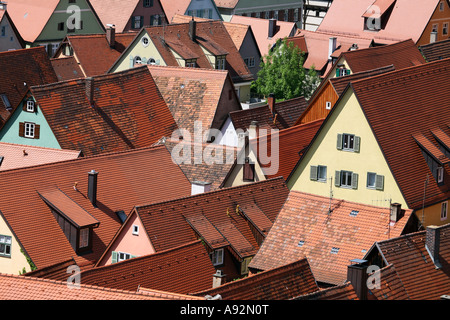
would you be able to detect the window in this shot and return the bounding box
[26,100,35,112]
[142,36,149,47]
[132,225,139,235]
[432,24,438,32]
[24,122,35,138]
[79,228,89,248]
[443,23,448,35]
[0,94,11,110]
[326,101,332,110]
[336,68,350,77]
[330,247,340,254]
[133,56,142,65]
[337,133,360,152]
[118,252,131,262]
[442,202,448,221]
[143,0,153,7]
[0,235,12,257]
[244,57,255,68]
[350,210,359,217]
[212,248,224,266]
[297,240,305,247]
[437,166,444,183]
[367,172,384,190]
[335,170,358,189]
[440,1,445,11]
[132,16,143,29]
[147,58,156,65]
[216,55,226,70]
[310,165,327,182]
[1,26,5,37]
[57,22,64,31]
[185,59,197,68]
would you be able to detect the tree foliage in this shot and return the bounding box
[251,38,320,101]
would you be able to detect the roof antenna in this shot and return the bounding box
[420,174,429,229]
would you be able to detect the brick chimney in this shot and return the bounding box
[212,270,226,288]
[268,19,277,38]
[106,25,116,48]
[347,259,369,300]
[88,170,98,207]
[267,93,275,115]
[189,17,196,41]
[425,225,442,269]
[85,77,94,106]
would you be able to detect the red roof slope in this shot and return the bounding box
[79,241,216,294]
[193,258,319,300]
[370,224,450,300]
[350,58,450,209]
[367,264,410,300]
[50,56,84,81]
[0,47,58,125]
[0,145,191,269]
[135,178,289,258]
[249,191,414,285]
[31,66,178,156]
[294,282,359,300]
[419,39,450,62]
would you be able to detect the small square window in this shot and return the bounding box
[350,210,359,217]
[317,165,327,181]
[57,22,64,31]
[341,171,353,188]
[0,234,12,257]
[331,247,340,254]
[132,225,139,235]
[26,100,35,112]
[443,23,448,35]
[212,248,224,266]
[326,101,332,110]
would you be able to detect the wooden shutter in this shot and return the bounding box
[310,166,318,181]
[150,15,154,26]
[140,16,144,28]
[346,69,351,75]
[19,122,25,137]
[243,158,255,181]
[351,173,359,189]
[335,170,341,187]
[375,175,384,190]
[131,16,135,28]
[354,136,361,152]
[34,124,40,139]
[337,134,343,150]
[111,251,118,264]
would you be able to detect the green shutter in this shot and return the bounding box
[111,251,118,264]
[346,69,351,75]
[335,171,341,187]
[140,16,144,28]
[336,69,340,77]
[351,173,359,189]
[337,134,343,150]
[310,166,318,181]
[131,16,135,28]
[354,136,361,152]
[375,175,384,190]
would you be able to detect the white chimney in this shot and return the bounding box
[328,37,337,60]
[191,181,211,195]
[430,31,437,43]
[249,120,259,140]
[212,270,226,288]
[390,203,403,223]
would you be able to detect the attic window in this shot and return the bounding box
[0,94,11,110]
[26,100,35,112]
[350,210,359,217]
[0,235,12,257]
[297,240,305,247]
[215,55,226,70]
[330,247,340,254]
[143,0,153,7]
[243,157,255,181]
[132,225,139,235]
[438,167,444,184]
[142,37,149,47]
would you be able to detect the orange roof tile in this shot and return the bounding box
[366,264,410,300]
[350,58,450,209]
[80,241,216,294]
[89,0,140,32]
[30,66,178,156]
[0,145,191,269]
[0,142,80,171]
[0,273,191,300]
[193,258,320,300]
[159,0,192,23]
[294,282,359,300]
[50,56,84,81]
[419,39,450,62]
[249,191,414,285]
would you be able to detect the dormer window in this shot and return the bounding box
[216,55,226,70]
[437,166,444,184]
[185,59,197,68]
[26,100,35,112]
[0,94,11,110]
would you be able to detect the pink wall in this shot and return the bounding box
[98,212,155,266]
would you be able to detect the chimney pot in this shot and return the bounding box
[390,203,403,223]
[212,270,226,288]
[88,170,98,207]
[189,17,196,41]
[106,26,116,47]
[425,225,441,268]
[85,77,94,106]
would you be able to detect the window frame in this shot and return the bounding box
[143,0,153,8]
[79,228,89,248]
[0,234,12,258]
[212,248,224,266]
[340,170,353,188]
[132,224,139,235]
[441,201,448,221]
[216,55,226,70]
[443,22,448,35]
[437,166,444,184]
[24,122,36,138]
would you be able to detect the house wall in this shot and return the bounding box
[287,88,408,209]
[211,79,244,132]
[186,0,222,20]
[222,149,266,188]
[110,30,165,72]
[97,213,155,266]
[240,29,261,81]
[417,200,449,227]
[124,0,166,31]
[0,216,30,275]
[0,14,23,52]
[298,81,338,124]
[217,116,239,147]
[324,56,351,81]
[32,0,104,55]
[0,102,61,149]
[416,0,450,46]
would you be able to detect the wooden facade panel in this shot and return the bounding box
[299,82,338,124]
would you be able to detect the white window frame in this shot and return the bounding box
[118,251,131,262]
[133,56,142,65]
[367,172,377,189]
[142,36,149,47]
[441,201,448,221]
[0,234,12,257]
[212,248,224,266]
[437,166,444,183]
[317,165,327,182]
[24,122,35,138]
[132,224,139,235]
[326,101,332,110]
[79,228,89,248]
[26,100,35,112]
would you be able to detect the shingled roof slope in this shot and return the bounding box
[89,0,141,32]
[419,38,450,62]
[79,241,216,294]
[193,258,319,300]
[0,145,191,269]
[50,56,84,81]
[0,46,58,125]
[350,58,450,209]
[249,191,414,285]
[294,282,359,300]
[31,66,178,156]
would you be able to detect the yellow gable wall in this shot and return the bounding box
[325,57,351,81]
[222,149,266,188]
[287,88,407,209]
[0,216,31,275]
[111,30,166,73]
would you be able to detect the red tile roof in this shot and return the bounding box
[249,191,414,285]
[0,46,58,125]
[60,32,137,77]
[366,264,410,300]
[294,282,359,300]
[89,0,143,32]
[0,145,191,270]
[368,224,450,299]
[419,39,450,62]
[0,273,195,300]
[134,177,289,259]
[350,58,450,209]
[193,258,319,300]
[80,241,216,294]
[50,56,84,81]
[30,66,178,156]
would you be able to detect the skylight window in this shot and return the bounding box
[0,94,11,110]
[297,240,305,247]
[331,247,340,254]
[350,210,359,217]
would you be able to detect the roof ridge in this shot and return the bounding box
[135,177,286,211]
[147,64,229,74]
[377,222,450,246]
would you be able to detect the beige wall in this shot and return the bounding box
[0,216,30,275]
[417,200,449,227]
[325,57,351,81]
[222,148,266,188]
[287,88,407,208]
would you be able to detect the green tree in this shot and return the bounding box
[251,38,320,101]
